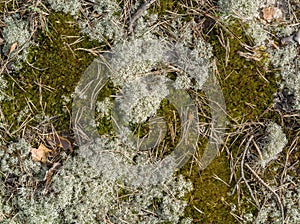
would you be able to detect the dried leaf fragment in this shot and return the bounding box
[31,143,51,163]
[262,6,283,23]
[9,42,18,54]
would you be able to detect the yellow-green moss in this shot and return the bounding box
[1,12,100,136]
[179,18,281,223]
[180,150,237,223]
[210,19,279,122]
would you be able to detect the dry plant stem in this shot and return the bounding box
[43,162,61,195]
[280,134,299,184]
[230,211,244,224]
[245,163,285,224]
[127,0,158,33]
[240,135,260,209]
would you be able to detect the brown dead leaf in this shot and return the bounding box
[31,143,52,163]
[262,6,283,23]
[9,42,18,54]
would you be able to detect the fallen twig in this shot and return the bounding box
[245,163,285,223]
[127,0,158,34]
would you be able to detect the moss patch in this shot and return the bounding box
[209,19,279,122]
[180,151,237,223]
[1,12,99,136]
[179,18,280,223]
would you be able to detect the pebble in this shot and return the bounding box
[281,30,300,45]
[292,30,300,44]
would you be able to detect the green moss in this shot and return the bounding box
[209,19,279,122]
[180,150,237,223]
[149,0,188,16]
[1,12,100,136]
[179,18,281,222]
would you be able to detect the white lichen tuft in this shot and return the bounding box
[246,21,270,47]
[14,154,193,223]
[2,16,31,54]
[78,0,123,42]
[2,15,32,69]
[47,0,82,16]
[96,97,112,118]
[254,177,300,224]
[218,0,277,21]
[110,37,166,86]
[259,122,287,168]
[0,75,8,101]
[218,0,261,21]
[268,44,300,110]
[117,76,169,124]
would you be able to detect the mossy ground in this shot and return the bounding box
[1,12,99,138]
[178,18,281,223]
[0,2,292,223]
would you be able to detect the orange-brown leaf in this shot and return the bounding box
[31,143,51,163]
[9,42,18,54]
[262,6,283,23]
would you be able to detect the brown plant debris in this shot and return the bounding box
[30,143,52,163]
[261,6,283,23]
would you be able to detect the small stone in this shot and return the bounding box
[281,35,294,45]
[281,30,300,45]
[293,30,300,44]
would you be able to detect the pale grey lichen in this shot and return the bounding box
[108,33,213,124]
[117,75,169,123]
[0,75,8,101]
[218,0,261,21]
[14,154,192,223]
[0,134,192,223]
[268,44,300,110]
[78,0,123,42]
[259,122,287,168]
[246,21,270,47]
[47,0,123,43]
[2,15,32,69]
[0,139,43,222]
[254,177,300,224]
[218,0,278,21]
[110,37,166,86]
[2,16,31,54]
[96,97,112,118]
[0,139,41,176]
[47,0,82,16]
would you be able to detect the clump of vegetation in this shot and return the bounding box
[259,122,288,168]
[0,0,299,223]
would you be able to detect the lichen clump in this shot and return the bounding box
[260,122,288,167]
